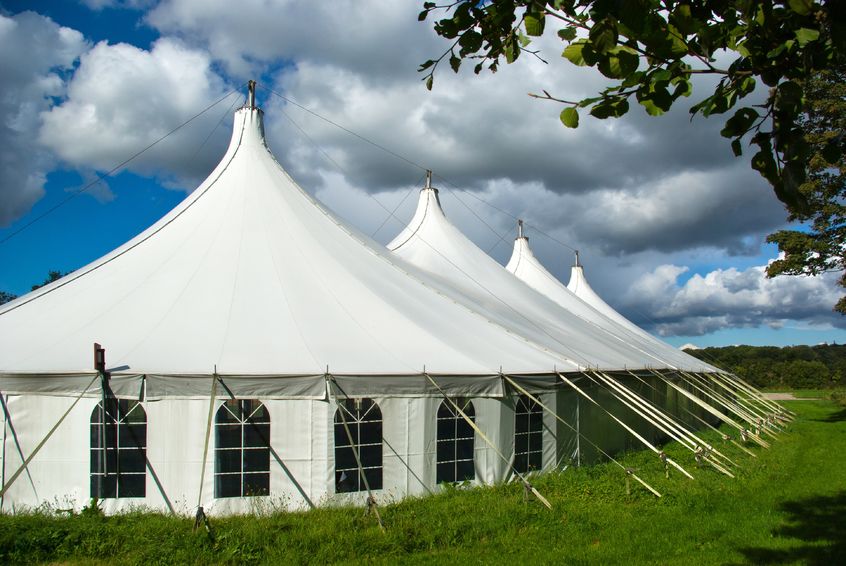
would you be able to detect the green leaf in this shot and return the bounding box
[638,98,665,116]
[788,0,814,16]
[560,107,579,128]
[589,19,618,54]
[504,36,520,64]
[425,75,434,91]
[458,30,483,53]
[418,59,435,72]
[795,28,820,47]
[562,41,587,66]
[525,13,545,37]
[597,49,639,79]
[557,27,577,41]
[449,54,461,73]
[721,107,760,138]
[731,139,743,157]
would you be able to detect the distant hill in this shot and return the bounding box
[683,344,846,389]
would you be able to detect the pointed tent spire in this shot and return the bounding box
[425,169,432,189]
[247,79,256,109]
[574,250,581,267]
[517,219,525,240]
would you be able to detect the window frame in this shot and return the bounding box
[90,398,147,499]
[514,394,544,474]
[334,398,383,493]
[436,398,476,484]
[214,399,271,498]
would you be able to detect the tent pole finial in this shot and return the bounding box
[425,170,432,189]
[517,219,524,239]
[247,80,256,109]
[574,250,581,267]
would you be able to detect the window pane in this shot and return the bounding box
[528,431,542,452]
[121,401,146,423]
[336,470,356,493]
[90,425,102,449]
[363,467,382,491]
[119,424,146,448]
[528,451,542,471]
[514,453,528,473]
[243,472,269,496]
[436,440,453,463]
[216,400,240,423]
[437,417,453,440]
[103,424,117,447]
[216,449,242,474]
[529,412,542,431]
[118,474,146,498]
[244,423,269,448]
[335,446,357,471]
[358,444,381,468]
[119,448,146,473]
[456,438,474,462]
[437,462,454,484]
[91,474,117,498]
[515,414,528,433]
[358,422,381,445]
[215,473,241,498]
[334,422,357,447]
[515,433,528,455]
[461,400,475,418]
[456,459,474,482]
[216,424,242,448]
[243,448,270,472]
[456,420,474,441]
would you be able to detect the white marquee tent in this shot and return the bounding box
[0,84,785,516]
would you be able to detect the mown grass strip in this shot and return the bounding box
[1,399,844,565]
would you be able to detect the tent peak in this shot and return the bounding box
[246,80,257,109]
[574,250,581,267]
[517,219,527,241]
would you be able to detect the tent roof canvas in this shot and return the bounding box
[0,104,580,378]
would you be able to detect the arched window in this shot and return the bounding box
[436,398,475,484]
[514,395,543,473]
[334,398,382,493]
[90,399,146,498]
[215,399,270,498]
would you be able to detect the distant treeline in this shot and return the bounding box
[683,344,845,389]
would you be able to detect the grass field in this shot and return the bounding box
[1,398,844,565]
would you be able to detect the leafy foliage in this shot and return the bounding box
[0,291,16,306]
[418,1,846,215]
[30,270,67,291]
[684,343,846,389]
[766,64,846,312]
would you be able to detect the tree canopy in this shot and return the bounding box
[419,1,845,213]
[766,64,846,312]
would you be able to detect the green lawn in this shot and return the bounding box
[2,399,844,565]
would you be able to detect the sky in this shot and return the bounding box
[0,0,844,349]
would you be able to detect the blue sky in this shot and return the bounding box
[1,0,845,348]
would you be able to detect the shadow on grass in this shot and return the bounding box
[737,491,846,565]
[816,407,846,423]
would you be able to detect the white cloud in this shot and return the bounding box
[0,11,88,226]
[39,37,233,188]
[622,261,845,336]
[146,0,438,79]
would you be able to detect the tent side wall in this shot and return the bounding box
[1,375,723,514]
